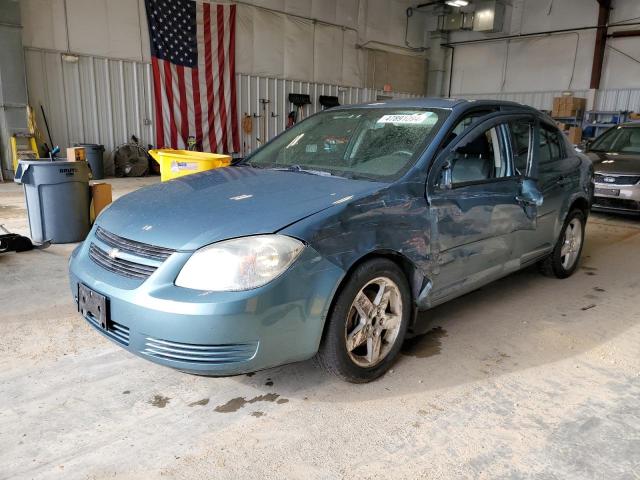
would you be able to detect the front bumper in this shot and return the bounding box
[69,229,344,375]
[592,180,640,214]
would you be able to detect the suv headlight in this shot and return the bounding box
[175,234,305,291]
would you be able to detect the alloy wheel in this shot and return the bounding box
[344,277,403,368]
[560,218,583,270]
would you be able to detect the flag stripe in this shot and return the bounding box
[228,5,239,152]
[151,57,164,147]
[195,0,210,151]
[210,4,222,150]
[203,2,217,152]
[159,60,172,148]
[216,5,228,151]
[191,68,203,148]
[163,60,178,148]
[222,5,232,152]
[177,65,189,146]
[184,65,194,144]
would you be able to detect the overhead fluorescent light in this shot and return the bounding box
[61,54,79,63]
[446,0,469,6]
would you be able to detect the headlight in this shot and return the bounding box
[175,235,305,291]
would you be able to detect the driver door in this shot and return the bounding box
[426,113,541,303]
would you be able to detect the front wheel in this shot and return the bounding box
[540,209,586,278]
[316,258,411,383]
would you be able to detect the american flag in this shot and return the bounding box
[144,0,239,153]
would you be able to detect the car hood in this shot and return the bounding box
[587,151,640,175]
[96,166,384,251]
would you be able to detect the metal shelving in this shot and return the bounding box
[582,110,630,138]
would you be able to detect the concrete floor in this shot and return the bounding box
[1,177,639,480]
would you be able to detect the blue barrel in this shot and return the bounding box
[14,160,91,244]
[75,143,105,180]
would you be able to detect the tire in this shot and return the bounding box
[539,209,586,279]
[316,258,411,383]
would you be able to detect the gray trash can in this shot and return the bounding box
[14,160,91,244]
[75,143,105,180]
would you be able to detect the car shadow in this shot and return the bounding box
[231,216,640,402]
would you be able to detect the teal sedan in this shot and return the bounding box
[69,98,593,382]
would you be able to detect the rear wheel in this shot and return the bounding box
[540,209,586,278]
[316,258,411,383]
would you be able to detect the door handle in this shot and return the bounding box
[515,195,536,206]
[516,193,543,207]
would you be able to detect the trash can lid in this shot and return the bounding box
[18,159,85,167]
[74,143,105,150]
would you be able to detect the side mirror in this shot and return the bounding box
[584,139,593,152]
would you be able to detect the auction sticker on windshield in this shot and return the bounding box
[377,112,436,124]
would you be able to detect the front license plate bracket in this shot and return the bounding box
[595,187,620,196]
[78,284,108,329]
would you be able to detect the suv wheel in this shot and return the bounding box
[316,258,411,383]
[540,209,586,278]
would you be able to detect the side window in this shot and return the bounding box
[450,125,509,186]
[539,125,564,168]
[443,109,495,148]
[509,120,532,175]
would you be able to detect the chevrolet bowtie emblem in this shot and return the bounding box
[108,248,120,259]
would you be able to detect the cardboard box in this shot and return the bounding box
[67,146,86,162]
[566,126,582,145]
[91,182,112,219]
[552,96,586,118]
[552,97,562,117]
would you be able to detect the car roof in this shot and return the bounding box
[617,121,640,128]
[332,96,537,113]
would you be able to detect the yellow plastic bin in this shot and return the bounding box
[149,149,232,182]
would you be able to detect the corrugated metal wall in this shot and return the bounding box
[23,47,419,161]
[456,89,640,113]
[457,90,590,111]
[235,74,418,156]
[594,89,640,112]
[25,48,155,154]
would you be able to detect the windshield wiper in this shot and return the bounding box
[272,165,333,176]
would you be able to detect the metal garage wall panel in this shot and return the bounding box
[457,89,640,113]
[457,90,589,111]
[24,48,154,156]
[595,89,640,113]
[43,52,69,149]
[24,47,417,158]
[235,72,418,156]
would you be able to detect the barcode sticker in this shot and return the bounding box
[377,112,435,124]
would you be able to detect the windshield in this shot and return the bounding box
[244,108,446,180]
[590,126,640,154]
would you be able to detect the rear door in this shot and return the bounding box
[529,122,581,251]
[426,113,538,303]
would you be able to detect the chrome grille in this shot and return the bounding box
[95,227,175,261]
[85,315,130,346]
[89,243,157,280]
[143,337,258,364]
[594,174,640,186]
